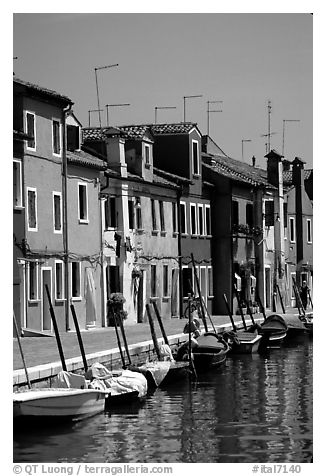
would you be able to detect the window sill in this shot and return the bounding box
[55,298,66,304]
[14,205,25,211]
[160,231,167,237]
[192,174,200,180]
[79,219,89,225]
[104,227,117,232]
[191,234,199,238]
[181,233,188,237]
[150,297,159,302]
[172,232,179,237]
[54,230,63,234]
[27,228,38,232]
[162,296,170,302]
[151,230,159,236]
[28,299,40,305]
[145,163,151,169]
[71,297,82,302]
[136,229,144,235]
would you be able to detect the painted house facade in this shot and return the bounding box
[150,123,213,317]
[283,157,313,307]
[13,78,73,333]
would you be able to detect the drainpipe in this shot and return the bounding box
[63,103,73,331]
[176,184,183,319]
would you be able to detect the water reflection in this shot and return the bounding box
[14,338,312,463]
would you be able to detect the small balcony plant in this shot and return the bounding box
[107,292,127,326]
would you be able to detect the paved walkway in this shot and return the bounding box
[13,310,304,372]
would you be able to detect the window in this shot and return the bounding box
[52,119,61,155]
[104,196,117,229]
[25,111,35,149]
[13,160,22,208]
[159,201,165,232]
[27,187,37,231]
[163,265,169,297]
[307,219,312,243]
[290,272,296,299]
[71,261,81,299]
[151,199,157,231]
[198,204,204,236]
[232,200,239,226]
[53,192,62,233]
[172,202,178,233]
[151,265,157,297]
[78,183,88,222]
[190,203,197,235]
[283,203,288,228]
[180,202,187,234]
[128,199,135,229]
[246,203,254,228]
[55,261,64,300]
[135,197,142,230]
[207,267,213,297]
[106,265,120,296]
[264,200,274,227]
[28,261,38,301]
[182,268,193,298]
[289,217,296,242]
[205,204,211,235]
[144,144,150,166]
[67,124,80,151]
[192,140,199,175]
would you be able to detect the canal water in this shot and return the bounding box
[13,335,313,463]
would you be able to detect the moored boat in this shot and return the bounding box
[176,332,229,372]
[223,330,262,354]
[257,314,288,348]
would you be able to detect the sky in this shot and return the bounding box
[12,12,313,169]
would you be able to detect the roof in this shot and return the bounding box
[118,125,153,140]
[150,122,198,135]
[283,169,313,186]
[153,167,192,185]
[14,77,73,106]
[67,149,107,170]
[203,153,272,188]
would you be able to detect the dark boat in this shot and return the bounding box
[256,314,288,347]
[176,332,229,372]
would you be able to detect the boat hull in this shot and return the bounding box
[230,334,262,354]
[13,388,107,422]
[192,332,229,372]
[258,314,288,348]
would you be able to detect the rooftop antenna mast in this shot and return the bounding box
[207,100,223,136]
[88,109,103,127]
[154,106,177,124]
[267,100,272,152]
[183,95,202,123]
[105,103,130,127]
[94,63,119,128]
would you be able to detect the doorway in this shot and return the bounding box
[265,267,271,309]
[41,268,52,331]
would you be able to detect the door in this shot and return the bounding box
[171,268,179,317]
[42,268,52,331]
[137,271,144,323]
[265,267,271,309]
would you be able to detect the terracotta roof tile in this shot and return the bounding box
[14,77,73,105]
[67,149,107,170]
[283,169,312,185]
[150,123,197,135]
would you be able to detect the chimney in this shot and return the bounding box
[265,149,284,188]
[104,128,127,178]
[292,156,306,187]
[252,155,256,167]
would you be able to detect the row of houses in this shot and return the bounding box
[13,77,313,333]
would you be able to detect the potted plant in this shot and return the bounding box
[107,292,127,327]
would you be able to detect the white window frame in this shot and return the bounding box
[192,139,200,176]
[70,261,82,301]
[151,199,158,231]
[159,200,165,232]
[190,203,198,235]
[26,186,38,231]
[289,217,296,243]
[13,159,23,208]
[53,191,62,234]
[78,182,89,223]
[198,204,204,236]
[172,202,178,234]
[180,201,187,235]
[52,118,62,157]
[27,260,39,302]
[207,266,214,298]
[25,110,36,151]
[205,204,211,236]
[54,260,65,301]
[307,218,312,243]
